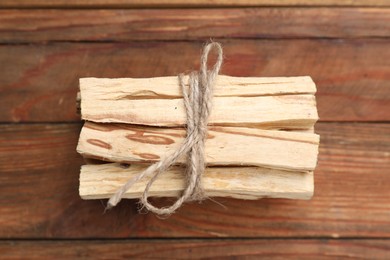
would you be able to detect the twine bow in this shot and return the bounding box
[106,42,223,215]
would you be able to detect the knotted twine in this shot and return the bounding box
[106,42,223,215]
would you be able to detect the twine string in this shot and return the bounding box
[106,42,223,215]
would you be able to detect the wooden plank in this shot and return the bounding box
[1,8,389,43]
[1,40,389,123]
[0,0,389,8]
[77,122,319,170]
[0,123,389,238]
[1,239,389,259]
[80,164,314,200]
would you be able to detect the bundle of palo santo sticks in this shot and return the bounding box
[77,75,319,201]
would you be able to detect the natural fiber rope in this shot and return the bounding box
[106,42,223,215]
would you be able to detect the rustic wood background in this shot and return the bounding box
[0,0,389,258]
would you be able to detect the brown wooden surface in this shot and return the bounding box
[0,123,389,238]
[1,239,390,259]
[1,1,389,258]
[1,40,389,123]
[1,0,389,8]
[1,8,389,43]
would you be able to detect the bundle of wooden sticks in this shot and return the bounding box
[77,75,319,201]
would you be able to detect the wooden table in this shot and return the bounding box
[1,1,389,258]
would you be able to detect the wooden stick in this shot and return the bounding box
[81,94,317,128]
[77,122,319,172]
[80,163,314,200]
[80,76,316,99]
[79,76,318,129]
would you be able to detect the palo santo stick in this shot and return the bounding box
[80,76,316,99]
[80,163,314,200]
[77,122,319,172]
[79,75,318,129]
[80,94,318,129]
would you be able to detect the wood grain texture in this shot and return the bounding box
[1,40,389,123]
[1,2,388,256]
[1,8,389,43]
[0,0,389,8]
[0,123,389,238]
[78,122,319,170]
[1,239,390,259]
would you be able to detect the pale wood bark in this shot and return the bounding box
[77,122,319,172]
[80,163,314,200]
